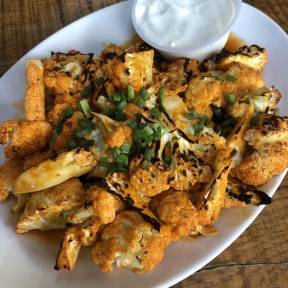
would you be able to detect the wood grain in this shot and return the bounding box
[1,1,288,287]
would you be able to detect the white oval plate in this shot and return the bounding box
[0,1,287,287]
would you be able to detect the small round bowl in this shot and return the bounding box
[131,0,242,62]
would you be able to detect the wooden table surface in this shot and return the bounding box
[1,0,288,287]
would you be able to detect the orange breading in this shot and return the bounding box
[25,59,46,121]
[107,123,133,148]
[0,120,53,159]
[0,159,24,202]
[157,190,199,241]
[46,103,71,127]
[230,114,288,187]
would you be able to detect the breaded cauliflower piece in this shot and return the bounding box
[25,59,46,121]
[217,45,268,72]
[16,178,85,233]
[13,147,97,193]
[43,50,93,109]
[223,176,272,208]
[102,172,160,231]
[130,141,172,197]
[55,186,125,271]
[0,159,23,202]
[0,120,53,159]
[47,103,72,127]
[184,74,222,115]
[184,62,264,114]
[153,58,195,96]
[167,131,213,191]
[107,123,133,148]
[91,210,172,273]
[157,190,199,241]
[230,114,288,187]
[101,44,154,92]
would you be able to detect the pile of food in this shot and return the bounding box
[0,40,287,273]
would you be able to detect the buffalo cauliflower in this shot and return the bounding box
[0,120,53,159]
[91,210,172,273]
[16,178,85,233]
[230,114,288,187]
[55,185,125,271]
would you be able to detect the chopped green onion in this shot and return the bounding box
[115,153,129,166]
[66,139,78,151]
[113,146,121,158]
[63,107,74,118]
[224,92,236,103]
[79,99,92,118]
[99,157,110,167]
[96,77,105,85]
[74,128,92,138]
[115,100,127,111]
[103,106,115,118]
[153,122,170,135]
[127,85,134,103]
[185,111,199,120]
[105,163,118,175]
[114,111,128,121]
[225,74,237,82]
[214,75,223,83]
[149,107,162,120]
[274,108,279,116]
[251,114,260,126]
[78,119,96,130]
[158,86,165,103]
[202,116,211,125]
[113,92,121,102]
[194,120,205,135]
[127,120,137,130]
[144,148,152,161]
[144,125,154,136]
[140,88,150,101]
[136,96,146,108]
[121,142,132,154]
[78,139,95,148]
[81,86,91,98]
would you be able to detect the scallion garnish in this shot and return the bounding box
[149,107,162,120]
[185,111,199,120]
[144,148,152,161]
[251,114,260,126]
[127,85,134,103]
[78,99,92,118]
[81,86,91,98]
[224,92,236,103]
[225,74,237,82]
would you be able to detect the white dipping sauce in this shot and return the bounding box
[134,0,235,49]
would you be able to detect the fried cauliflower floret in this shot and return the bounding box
[184,74,222,115]
[55,186,125,271]
[102,171,160,230]
[130,141,172,197]
[230,114,288,187]
[13,147,97,193]
[107,123,133,148]
[157,190,199,241]
[184,62,264,114]
[0,159,23,202]
[101,44,154,92]
[43,51,93,109]
[223,176,272,208]
[47,103,71,127]
[217,45,268,72]
[52,111,85,155]
[167,131,213,191]
[220,62,264,100]
[16,178,85,233]
[153,58,195,96]
[25,59,46,121]
[91,210,172,273]
[0,120,53,159]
